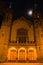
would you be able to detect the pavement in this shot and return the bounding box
[0,63,43,65]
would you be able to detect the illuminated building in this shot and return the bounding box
[0,8,43,63]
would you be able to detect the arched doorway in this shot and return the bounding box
[28,48,37,61]
[18,47,26,61]
[7,47,17,61]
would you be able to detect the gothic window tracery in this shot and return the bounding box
[17,28,28,43]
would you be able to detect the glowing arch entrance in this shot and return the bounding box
[18,47,26,60]
[8,47,17,61]
[28,48,37,61]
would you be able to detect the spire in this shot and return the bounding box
[34,4,38,9]
[34,0,38,9]
[9,0,12,8]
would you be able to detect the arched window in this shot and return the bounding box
[17,28,28,43]
[28,48,37,61]
[18,48,26,60]
[8,47,17,61]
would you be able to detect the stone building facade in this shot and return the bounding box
[0,8,43,62]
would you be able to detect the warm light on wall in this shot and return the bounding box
[7,47,37,61]
[18,47,26,51]
[28,47,37,60]
[8,47,17,51]
[7,47,17,61]
[18,47,26,60]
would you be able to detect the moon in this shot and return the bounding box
[28,10,32,16]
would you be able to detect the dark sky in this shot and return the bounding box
[0,0,43,22]
[0,0,43,16]
[11,0,43,19]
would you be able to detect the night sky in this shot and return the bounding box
[0,0,43,25]
[12,0,43,19]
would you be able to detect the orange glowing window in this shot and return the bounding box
[28,48,37,60]
[8,47,17,61]
[18,48,26,60]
